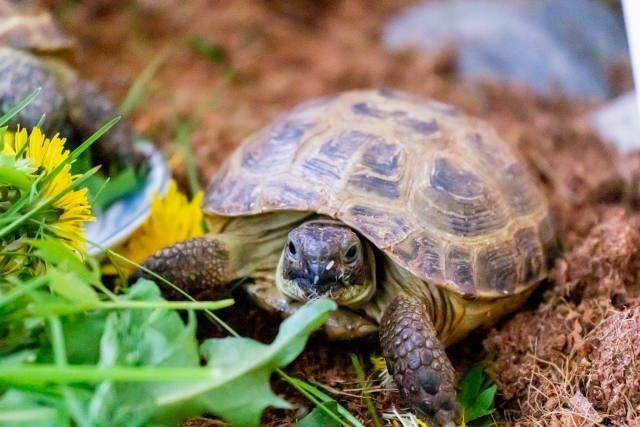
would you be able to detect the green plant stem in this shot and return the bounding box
[0,276,48,307]
[97,300,235,310]
[0,89,41,127]
[174,69,235,196]
[0,408,59,422]
[0,366,229,382]
[47,316,87,426]
[119,48,171,117]
[351,354,382,427]
[279,370,365,427]
[2,299,235,324]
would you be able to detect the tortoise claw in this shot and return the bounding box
[380,295,458,426]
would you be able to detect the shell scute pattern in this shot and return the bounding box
[431,157,485,198]
[352,100,439,137]
[261,182,317,211]
[358,138,400,176]
[465,132,542,215]
[514,226,544,284]
[474,243,519,295]
[241,117,315,173]
[393,231,445,283]
[348,174,401,199]
[538,214,559,262]
[413,157,510,238]
[343,205,415,248]
[301,157,342,181]
[444,246,475,295]
[205,90,552,296]
[319,130,366,161]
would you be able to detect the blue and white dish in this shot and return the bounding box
[85,141,171,256]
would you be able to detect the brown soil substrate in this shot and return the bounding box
[43,0,638,425]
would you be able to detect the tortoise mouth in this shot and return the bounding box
[278,277,375,307]
[276,252,376,308]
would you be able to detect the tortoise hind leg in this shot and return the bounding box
[132,234,243,301]
[380,295,458,427]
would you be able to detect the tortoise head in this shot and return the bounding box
[276,220,376,307]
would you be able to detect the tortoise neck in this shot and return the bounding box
[364,256,458,342]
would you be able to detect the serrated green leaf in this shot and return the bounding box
[152,298,336,427]
[296,401,341,427]
[270,298,336,366]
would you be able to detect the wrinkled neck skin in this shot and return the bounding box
[367,254,535,347]
[363,255,459,343]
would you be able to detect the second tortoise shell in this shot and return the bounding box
[0,0,74,54]
[203,89,556,298]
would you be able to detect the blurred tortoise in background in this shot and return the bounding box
[0,0,143,171]
[137,89,558,426]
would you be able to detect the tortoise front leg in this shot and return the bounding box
[132,234,242,301]
[380,295,458,427]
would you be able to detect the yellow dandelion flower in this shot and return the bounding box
[371,355,396,388]
[109,180,204,277]
[10,127,94,255]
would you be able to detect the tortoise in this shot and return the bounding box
[0,0,143,171]
[137,89,557,425]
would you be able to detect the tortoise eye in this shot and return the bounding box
[344,244,359,262]
[287,241,298,259]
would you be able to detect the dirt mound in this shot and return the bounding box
[486,210,640,425]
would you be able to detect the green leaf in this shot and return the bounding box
[474,385,497,414]
[351,354,381,427]
[0,390,62,427]
[297,401,341,427]
[280,373,364,427]
[91,167,142,211]
[46,268,100,307]
[30,239,102,287]
[458,366,484,408]
[0,89,41,127]
[152,298,337,427]
[458,366,497,423]
[0,167,32,192]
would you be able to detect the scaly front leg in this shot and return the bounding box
[132,234,247,301]
[380,295,458,427]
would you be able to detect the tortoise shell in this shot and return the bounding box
[0,0,74,54]
[204,89,555,298]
